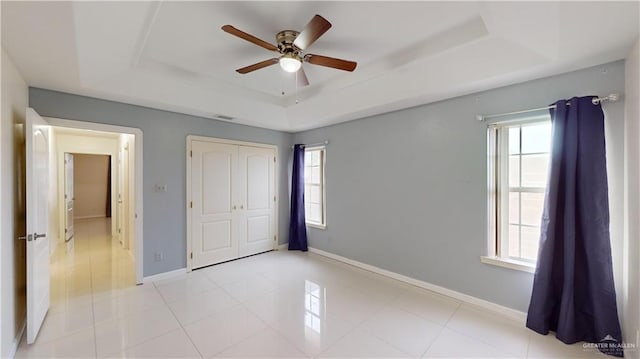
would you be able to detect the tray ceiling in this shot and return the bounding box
[2,1,638,131]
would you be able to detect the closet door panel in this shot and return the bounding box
[191,141,238,268]
[238,146,275,257]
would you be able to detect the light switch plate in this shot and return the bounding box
[154,184,167,192]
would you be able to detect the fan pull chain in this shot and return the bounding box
[295,70,299,104]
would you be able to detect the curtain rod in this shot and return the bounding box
[290,140,329,149]
[476,93,621,121]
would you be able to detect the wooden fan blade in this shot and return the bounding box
[293,15,331,50]
[236,58,279,74]
[296,67,309,87]
[304,54,357,72]
[222,25,278,52]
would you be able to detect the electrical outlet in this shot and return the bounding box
[154,252,164,262]
[154,184,168,192]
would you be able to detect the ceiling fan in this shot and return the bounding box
[221,15,357,86]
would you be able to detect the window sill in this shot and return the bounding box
[306,223,326,230]
[480,256,536,273]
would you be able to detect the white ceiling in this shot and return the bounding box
[2,1,638,132]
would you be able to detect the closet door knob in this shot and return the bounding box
[233,205,237,210]
[240,205,244,209]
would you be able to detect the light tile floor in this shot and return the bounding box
[16,218,608,358]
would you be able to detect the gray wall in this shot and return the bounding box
[29,88,294,277]
[293,60,626,312]
[623,40,639,356]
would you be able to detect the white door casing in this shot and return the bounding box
[25,108,50,344]
[188,136,277,270]
[125,137,135,254]
[238,146,275,257]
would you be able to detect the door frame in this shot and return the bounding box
[45,117,144,284]
[186,135,278,272]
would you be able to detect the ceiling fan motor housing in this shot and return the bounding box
[277,30,301,56]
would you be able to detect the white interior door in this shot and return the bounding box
[117,147,125,246]
[126,138,135,254]
[191,141,238,268]
[25,108,50,344]
[123,143,130,249]
[64,153,74,245]
[238,146,275,257]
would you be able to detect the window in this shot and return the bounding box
[484,116,552,271]
[304,146,326,228]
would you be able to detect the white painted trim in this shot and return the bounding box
[186,135,278,150]
[186,138,192,272]
[44,117,144,284]
[132,2,163,67]
[74,215,108,220]
[278,243,288,250]
[306,223,327,230]
[273,145,279,252]
[7,317,26,359]
[143,267,187,283]
[308,247,527,324]
[480,256,536,274]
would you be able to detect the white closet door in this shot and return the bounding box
[238,146,275,257]
[191,141,238,268]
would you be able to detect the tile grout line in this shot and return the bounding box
[525,331,532,359]
[197,270,304,358]
[352,302,446,359]
[442,322,523,357]
[418,299,465,357]
[420,325,448,358]
[153,280,207,359]
[97,282,194,358]
[229,283,313,358]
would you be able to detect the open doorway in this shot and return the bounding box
[44,118,143,292]
[54,149,136,294]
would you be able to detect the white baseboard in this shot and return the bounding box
[75,215,106,220]
[308,246,527,324]
[277,243,288,250]
[143,268,187,283]
[8,316,26,359]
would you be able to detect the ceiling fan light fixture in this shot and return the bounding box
[279,54,301,73]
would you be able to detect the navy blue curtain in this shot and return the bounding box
[526,97,623,357]
[288,144,308,251]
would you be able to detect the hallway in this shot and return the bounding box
[51,218,135,299]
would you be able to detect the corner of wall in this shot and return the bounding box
[623,38,640,357]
